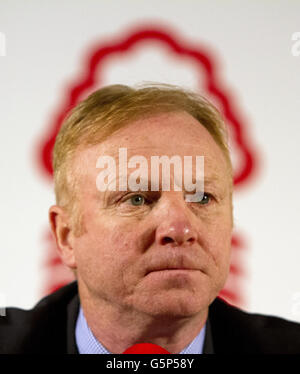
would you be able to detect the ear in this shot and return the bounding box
[49,205,77,269]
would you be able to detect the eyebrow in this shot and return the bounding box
[204,175,222,185]
[101,177,223,194]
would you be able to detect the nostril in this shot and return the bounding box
[161,236,174,245]
[157,224,197,246]
[187,237,195,243]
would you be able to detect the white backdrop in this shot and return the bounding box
[1,0,300,323]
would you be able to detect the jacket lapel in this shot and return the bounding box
[66,293,80,354]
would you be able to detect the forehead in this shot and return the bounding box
[72,111,229,183]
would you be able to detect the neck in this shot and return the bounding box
[78,287,208,354]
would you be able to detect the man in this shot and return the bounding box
[1,84,300,353]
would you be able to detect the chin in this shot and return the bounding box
[135,289,210,318]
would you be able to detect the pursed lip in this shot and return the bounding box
[145,266,199,276]
[144,252,204,276]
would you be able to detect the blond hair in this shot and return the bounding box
[53,83,232,233]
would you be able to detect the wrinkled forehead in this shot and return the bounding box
[71,114,231,194]
[106,111,221,152]
[95,112,227,160]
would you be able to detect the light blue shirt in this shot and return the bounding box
[75,306,206,354]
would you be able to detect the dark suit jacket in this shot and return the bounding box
[0,281,300,354]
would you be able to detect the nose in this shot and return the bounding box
[155,201,198,247]
[156,221,197,246]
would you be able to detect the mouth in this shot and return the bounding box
[144,253,203,278]
[145,267,199,276]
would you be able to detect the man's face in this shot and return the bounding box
[70,111,233,318]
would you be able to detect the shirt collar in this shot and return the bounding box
[75,306,206,354]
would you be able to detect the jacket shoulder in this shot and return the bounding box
[209,297,300,353]
[0,282,79,354]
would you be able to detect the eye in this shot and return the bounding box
[198,193,212,205]
[127,194,146,206]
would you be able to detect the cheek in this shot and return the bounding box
[203,217,232,269]
[73,220,142,285]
